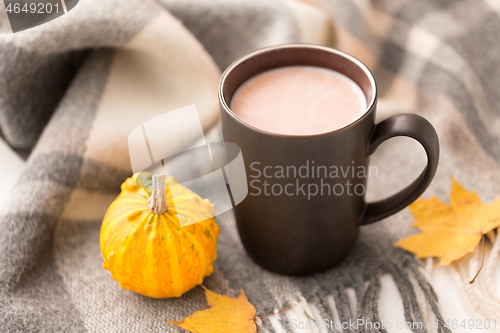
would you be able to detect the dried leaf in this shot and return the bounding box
[166,287,257,333]
[395,178,500,265]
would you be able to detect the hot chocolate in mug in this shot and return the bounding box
[219,44,439,275]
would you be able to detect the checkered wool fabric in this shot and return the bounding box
[1,0,500,331]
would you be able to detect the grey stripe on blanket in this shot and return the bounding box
[2,0,500,332]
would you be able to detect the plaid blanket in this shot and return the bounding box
[1,0,500,331]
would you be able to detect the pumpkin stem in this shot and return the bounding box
[148,175,169,215]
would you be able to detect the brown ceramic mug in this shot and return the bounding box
[219,44,439,275]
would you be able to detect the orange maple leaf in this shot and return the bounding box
[395,178,500,266]
[166,287,257,333]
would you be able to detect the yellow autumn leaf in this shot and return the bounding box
[395,178,500,266]
[166,287,257,333]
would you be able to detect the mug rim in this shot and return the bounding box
[219,43,378,138]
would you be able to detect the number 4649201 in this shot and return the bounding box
[443,319,497,330]
[6,3,60,14]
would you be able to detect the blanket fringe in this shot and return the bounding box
[259,258,452,333]
[453,231,500,328]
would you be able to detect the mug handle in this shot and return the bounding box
[359,113,439,225]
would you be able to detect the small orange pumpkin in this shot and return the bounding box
[100,172,219,298]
